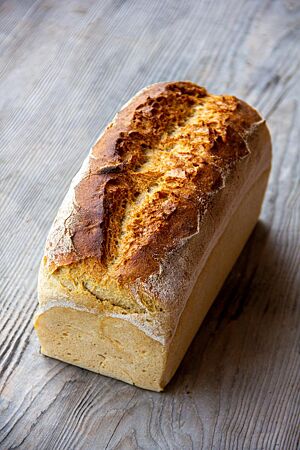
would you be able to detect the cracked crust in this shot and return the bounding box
[36,81,272,347]
[44,82,263,279]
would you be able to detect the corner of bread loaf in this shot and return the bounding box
[36,252,173,348]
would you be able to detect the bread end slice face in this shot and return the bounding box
[34,307,166,391]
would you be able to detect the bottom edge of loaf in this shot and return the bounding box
[34,168,270,391]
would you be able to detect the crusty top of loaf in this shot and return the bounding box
[40,81,272,343]
[45,81,261,282]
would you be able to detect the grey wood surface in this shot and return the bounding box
[0,0,299,449]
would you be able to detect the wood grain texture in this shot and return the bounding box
[0,0,299,448]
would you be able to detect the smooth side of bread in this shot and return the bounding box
[34,81,272,391]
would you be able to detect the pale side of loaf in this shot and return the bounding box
[34,82,272,391]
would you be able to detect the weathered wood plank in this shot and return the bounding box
[0,0,299,449]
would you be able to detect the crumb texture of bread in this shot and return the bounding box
[35,81,272,389]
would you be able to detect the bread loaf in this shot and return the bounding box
[34,81,272,391]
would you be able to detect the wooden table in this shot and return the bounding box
[1,1,299,448]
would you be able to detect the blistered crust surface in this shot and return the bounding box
[45,82,261,281]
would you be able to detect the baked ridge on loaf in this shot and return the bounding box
[34,81,272,391]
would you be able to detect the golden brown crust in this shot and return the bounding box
[45,82,263,283]
[35,168,271,390]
